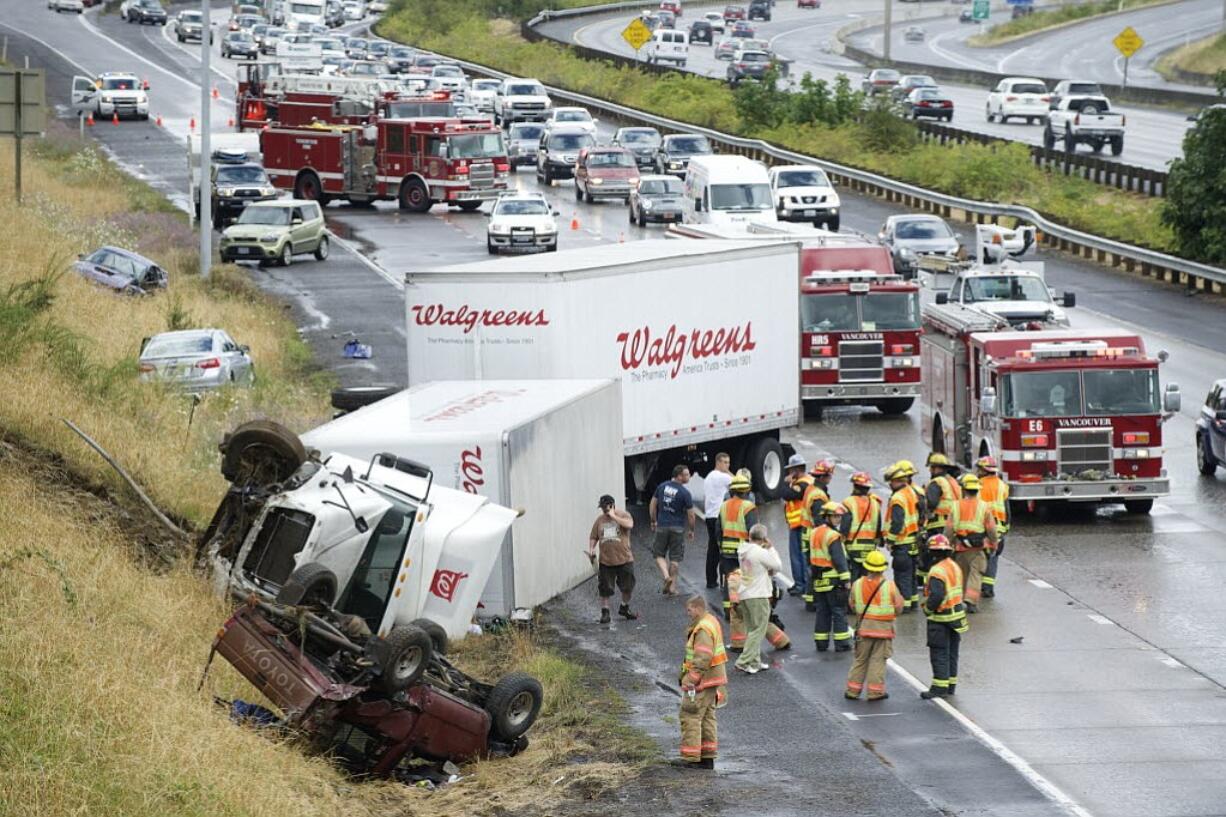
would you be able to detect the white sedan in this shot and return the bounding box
[487,193,559,254]
[138,329,255,391]
[543,107,599,137]
[985,77,1050,124]
[49,0,84,13]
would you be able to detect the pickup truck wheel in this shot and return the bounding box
[1110,135,1124,156]
[745,435,784,500]
[1124,499,1154,515]
[1043,126,1055,150]
[1090,139,1104,154]
[1197,432,1218,475]
[410,618,448,654]
[485,672,544,741]
[399,178,431,212]
[276,562,339,608]
[826,215,840,231]
[219,420,307,485]
[1064,128,1077,154]
[378,625,433,694]
[331,384,398,412]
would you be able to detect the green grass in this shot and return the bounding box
[1156,32,1226,80]
[969,0,1169,45]
[376,2,1177,254]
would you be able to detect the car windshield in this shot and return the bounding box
[895,219,952,239]
[369,42,389,54]
[448,133,505,159]
[904,76,935,87]
[1067,82,1102,94]
[336,497,416,631]
[777,169,828,187]
[237,207,291,226]
[915,89,944,100]
[587,151,635,167]
[964,276,1051,303]
[666,135,710,153]
[346,38,366,48]
[640,178,683,196]
[619,129,660,145]
[317,38,343,50]
[1084,368,1160,415]
[101,77,138,90]
[142,334,213,358]
[181,11,201,21]
[710,183,772,210]
[550,133,593,150]
[555,110,591,122]
[472,80,501,91]
[801,292,919,331]
[217,166,268,183]
[510,124,544,140]
[1012,83,1047,95]
[497,199,549,215]
[740,52,769,62]
[1002,371,1083,418]
[434,66,462,76]
[802,293,857,332]
[507,83,544,96]
[873,70,900,81]
[230,32,254,41]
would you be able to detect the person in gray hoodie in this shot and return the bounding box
[734,524,783,674]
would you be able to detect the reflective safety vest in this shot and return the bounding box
[719,497,755,556]
[683,613,728,690]
[809,524,848,592]
[979,474,1010,535]
[784,475,817,530]
[925,558,968,629]
[950,497,992,549]
[885,485,920,550]
[851,576,899,639]
[927,474,962,531]
[842,493,881,550]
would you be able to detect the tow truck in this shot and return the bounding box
[920,303,1181,513]
[669,222,921,415]
[261,116,510,210]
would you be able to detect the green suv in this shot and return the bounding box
[219,200,329,266]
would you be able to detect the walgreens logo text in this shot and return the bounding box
[411,303,549,335]
[616,322,757,379]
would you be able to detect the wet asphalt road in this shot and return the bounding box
[10,4,1226,815]
[543,2,1197,170]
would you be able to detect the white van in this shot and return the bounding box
[646,29,688,66]
[681,155,778,227]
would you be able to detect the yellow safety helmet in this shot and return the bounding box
[821,501,845,517]
[864,550,889,572]
[895,459,917,477]
[928,452,952,468]
[959,473,981,491]
[729,474,752,492]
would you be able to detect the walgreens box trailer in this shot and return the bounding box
[403,239,802,500]
[302,379,623,618]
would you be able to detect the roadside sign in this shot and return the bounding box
[0,69,46,136]
[622,17,652,52]
[972,0,990,20]
[1113,26,1143,58]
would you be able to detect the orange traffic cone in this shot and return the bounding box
[189,117,196,130]
[85,113,94,126]
[155,113,163,127]
[570,212,579,231]
[211,86,220,99]
[112,112,119,126]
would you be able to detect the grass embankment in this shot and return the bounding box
[376,3,1174,253]
[1156,32,1226,82]
[0,125,653,816]
[968,0,1170,46]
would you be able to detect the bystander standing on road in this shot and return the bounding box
[734,524,782,674]
[651,465,696,596]
[702,453,734,589]
[588,494,638,624]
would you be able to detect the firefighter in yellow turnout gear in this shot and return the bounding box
[945,473,997,613]
[810,501,853,652]
[921,453,961,588]
[677,595,728,769]
[976,456,1010,599]
[921,535,969,699]
[802,460,835,611]
[716,476,758,618]
[841,471,882,581]
[779,454,824,601]
[884,460,926,611]
[845,550,903,701]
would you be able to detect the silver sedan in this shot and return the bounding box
[138,329,255,391]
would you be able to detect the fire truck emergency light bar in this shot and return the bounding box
[803,270,904,288]
[1016,340,1140,360]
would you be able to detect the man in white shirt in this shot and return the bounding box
[734,524,782,674]
[702,453,733,589]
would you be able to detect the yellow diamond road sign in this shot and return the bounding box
[622,17,652,51]
[1113,26,1143,58]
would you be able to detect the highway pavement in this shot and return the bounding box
[10,3,1226,815]
[545,2,1195,169]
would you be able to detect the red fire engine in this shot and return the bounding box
[261,117,510,211]
[669,223,921,414]
[921,302,1181,513]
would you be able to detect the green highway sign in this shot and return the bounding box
[972,0,990,20]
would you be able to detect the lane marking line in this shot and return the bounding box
[326,231,404,291]
[1086,613,1113,625]
[887,658,1095,817]
[1028,579,1053,589]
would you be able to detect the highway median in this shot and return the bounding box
[966,0,1173,47]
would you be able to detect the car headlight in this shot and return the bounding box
[641,199,654,209]
[900,247,916,259]
[102,94,113,102]
[490,224,510,234]
[259,233,280,242]
[260,187,277,197]
[590,177,603,185]
[218,187,236,197]
[669,160,683,168]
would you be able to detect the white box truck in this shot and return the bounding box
[302,379,623,617]
[404,239,802,500]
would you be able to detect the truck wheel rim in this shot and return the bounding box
[762,450,782,490]
[507,691,534,726]
[301,178,317,199]
[395,647,423,679]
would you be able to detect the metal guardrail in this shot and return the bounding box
[525,11,1168,197]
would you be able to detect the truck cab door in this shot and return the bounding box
[71,75,97,112]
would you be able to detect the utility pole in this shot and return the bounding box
[883,0,893,62]
[199,0,212,279]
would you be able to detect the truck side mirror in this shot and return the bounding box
[980,386,997,414]
[935,292,949,305]
[1060,291,1076,308]
[1163,384,1181,414]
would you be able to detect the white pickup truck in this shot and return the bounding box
[1043,95,1125,156]
[496,77,552,126]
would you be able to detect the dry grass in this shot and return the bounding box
[1156,32,1226,80]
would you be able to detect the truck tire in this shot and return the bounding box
[219,420,307,485]
[399,178,431,212]
[824,215,840,232]
[1124,499,1154,515]
[1064,128,1077,154]
[484,672,544,742]
[275,562,339,608]
[1090,139,1104,154]
[1043,126,1055,150]
[1110,135,1124,156]
[457,201,483,212]
[377,625,433,694]
[745,435,784,500]
[875,397,914,416]
[294,170,327,205]
[1197,432,1218,475]
[330,384,398,412]
[410,618,449,654]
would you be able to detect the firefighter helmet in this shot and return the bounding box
[959,473,981,491]
[850,471,873,488]
[927,452,952,468]
[895,459,917,477]
[863,550,889,572]
[730,475,752,492]
[927,533,953,551]
[811,459,835,476]
[820,501,845,517]
[976,455,998,473]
